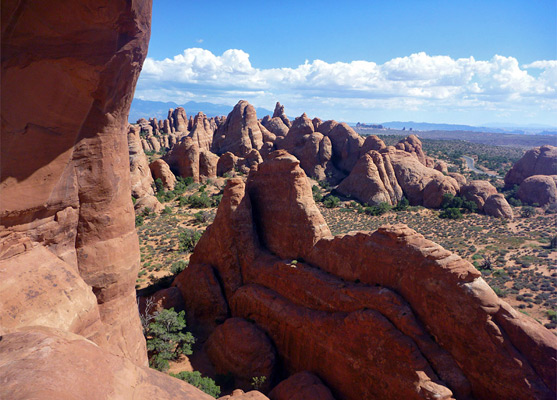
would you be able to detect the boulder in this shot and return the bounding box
[246,151,331,260]
[505,145,557,186]
[483,194,514,219]
[261,116,289,138]
[200,150,219,181]
[149,159,176,191]
[517,175,557,206]
[361,135,386,154]
[134,195,165,215]
[460,180,498,210]
[205,318,277,392]
[422,175,459,208]
[269,372,335,400]
[217,152,240,176]
[434,160,449,174]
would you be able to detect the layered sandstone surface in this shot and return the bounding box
[0,1,219,399]
[175,151,556,400]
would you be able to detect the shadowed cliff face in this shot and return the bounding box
[1,0,152,364]
[174,150,557,400]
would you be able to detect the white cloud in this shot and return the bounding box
[135,48,557,124]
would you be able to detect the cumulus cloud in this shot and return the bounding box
[135,48,557,123]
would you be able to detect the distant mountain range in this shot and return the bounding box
[130,99,556,135]
[377,121,557,135]
[129,98,273,122]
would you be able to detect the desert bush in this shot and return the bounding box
[312,185,323,202]
[144,308,195,372]
[179,229,202,253]
[323,195,340,208]
[172,371,220,398]
[439,207,462,219]
[171,260,188,275]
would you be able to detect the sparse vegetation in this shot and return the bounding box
[143,308,195,372]
[172,371,221,398]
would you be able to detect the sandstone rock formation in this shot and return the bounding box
[317,121,364,174]
[272,101,291,127]
[205,318,277,392]
[269,372,335,400]
[164,137,217,183]
[1,0,151,365]
[189,112,215,151]
[128,124,159,204]
[212,100,266,156]
[175,151,556,400]
[517,175,557,207]
[461,180,498,210]
[1,1,223,398]
[0,327,215,400]
[388,149,457,206]
[277,114,337,181]
[149,159,177,191]
[483,193,514,219]
[395,134,434,167]
[172,107,189,132]
[337,150,403,206]
[505,145,557,186]
[138,287,185,317]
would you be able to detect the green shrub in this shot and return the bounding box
[312,185,323,202]
[323,195,340,208]
[162,206,173,215]
[187,192,212,208]
[179,229,202,253]
[439,207,463,219]
[521,206,536,218]
[365,202,391,216]
[135,215,144,226]
[144,308,195,372]
[171,260,188,275]
[394,197,409,211]
[172,371,220,398]
[194,211,208,224]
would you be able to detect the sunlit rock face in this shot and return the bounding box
[175,150,557,400]
[1,0,152,364]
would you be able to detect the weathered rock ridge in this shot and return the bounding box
[136,100,513,217]
[174,151,556,400]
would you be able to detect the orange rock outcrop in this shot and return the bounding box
[175,151,556,400]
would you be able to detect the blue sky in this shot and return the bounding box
[134,0,557,126]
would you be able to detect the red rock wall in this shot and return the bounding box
[1,0,152,364]
[176,151,556,400]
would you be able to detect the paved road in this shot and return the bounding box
[462,155,501,178]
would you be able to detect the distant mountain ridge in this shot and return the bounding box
[129,98,273,122]
[378,121,557,135]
